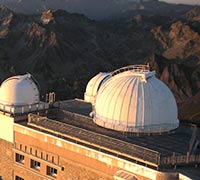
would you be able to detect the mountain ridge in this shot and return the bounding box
[1,0,197,20]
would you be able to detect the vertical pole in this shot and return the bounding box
[157,153,161,170]
[172,152,175,165]
[186,152,190,164]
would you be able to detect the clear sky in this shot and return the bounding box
[160,0,200,5]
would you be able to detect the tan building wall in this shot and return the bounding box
[0,113,14,143]
[13,124,114,180]
[13,124,161,180]
[0,122,181,180]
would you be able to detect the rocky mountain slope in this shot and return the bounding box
[148,7,200,122]
[0,6,157,98]
[0,4,199,123]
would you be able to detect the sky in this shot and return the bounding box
[161,0,200,5]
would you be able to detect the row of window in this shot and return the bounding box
[15,153,57,178]
[19,144,56,163]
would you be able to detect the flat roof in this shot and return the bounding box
[20,99,200,169]
[52,100,199,155]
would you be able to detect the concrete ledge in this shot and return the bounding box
[179,173,193,180]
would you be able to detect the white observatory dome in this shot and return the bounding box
[93,65,179,133]
[84,72,110,105]
[0,74,40,105]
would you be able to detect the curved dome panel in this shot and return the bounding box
[0,74,40,105]
[93,69,179,133]
[84,72,110,105]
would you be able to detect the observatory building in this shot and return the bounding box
[0,65,200,180]
[92,65,179,133]
[0,74,40,105]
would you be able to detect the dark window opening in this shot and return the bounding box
[31,159,40,170]
[15,153,24,164]
[15,176,24,180]
[47,166,57,177]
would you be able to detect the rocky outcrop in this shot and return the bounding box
[152,21,200,63]
[178,92,200,122]
[41,10,54,25]
[0,5,13,18]
[166,21,200,59]
[185,7,200,21]
[0,5,13,39]
[151,26,168,49]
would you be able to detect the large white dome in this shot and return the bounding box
[84,72,110,105]
[93,65,179,133]
[0,74,40,105]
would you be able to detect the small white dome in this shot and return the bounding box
[84,72,110,105]
[0,74,40,105]
[93,65,179,133]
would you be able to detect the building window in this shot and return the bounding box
[31,159,40,170]
[15,176,24,180]
[47,166,57,177]
[15,153,24,164]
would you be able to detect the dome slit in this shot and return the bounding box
[148,82,154,127]
[135,78,140,128]
[126,78,137,131]
[117,77,134,128]
[141,81,145,128]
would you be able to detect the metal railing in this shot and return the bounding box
[0,102,49,115]
[110,64,150,77]
[28,113,160,168]
[27,112,200,168]
[160,153,200,166]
